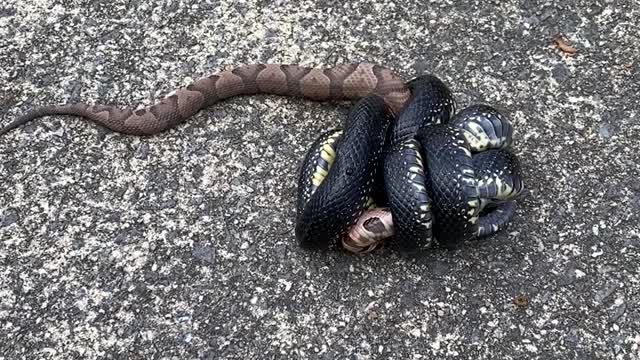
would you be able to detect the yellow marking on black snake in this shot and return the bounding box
[462,121,491,151]
[365,196,376,209]
[310,131,342,192]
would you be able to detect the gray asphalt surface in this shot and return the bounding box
[1,0,639,359]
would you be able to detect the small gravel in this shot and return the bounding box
[1,0,639,359]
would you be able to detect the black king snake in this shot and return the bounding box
[295,75,523,254]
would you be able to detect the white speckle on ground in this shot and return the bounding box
[1,0,639,359]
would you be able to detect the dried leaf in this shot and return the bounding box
[552,34,577,55]
[513,293,529,308]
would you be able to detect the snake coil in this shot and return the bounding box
[296,76,524,253]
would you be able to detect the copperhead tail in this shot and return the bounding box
[1,63,411,136]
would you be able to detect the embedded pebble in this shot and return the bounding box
[0,1,638,359]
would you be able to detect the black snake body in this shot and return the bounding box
[295,96,393,248]
[299,76,524,252]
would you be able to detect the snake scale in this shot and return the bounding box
[0,63,524,253]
